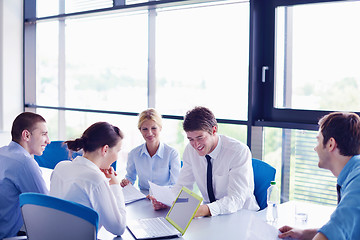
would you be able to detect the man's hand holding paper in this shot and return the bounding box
[148,181,176,210]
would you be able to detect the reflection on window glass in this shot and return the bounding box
[218,123,247,145]
[264,127,336,206]
[37,0,59,18]
[156,1,249,120]
[37,21,59,106]
[162,118,187,159]
[36,108,59,141]
[36,12,148,112]
[65,0,112,14]
[63,111,141,178]
[64,13,148,112]
[275,1,360,112]
[263,127,282,188]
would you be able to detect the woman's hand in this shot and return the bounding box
[100,167,119,185]
[120,178,131,187]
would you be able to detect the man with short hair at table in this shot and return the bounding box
[279,112,360,240]
[150,106,259,217]
[0,112,50,239]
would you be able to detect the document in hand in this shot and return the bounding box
[148,181,176,206]
[122,184,147,204]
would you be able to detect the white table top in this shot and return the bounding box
[270,200,335,230]
[98,198,336,240]
[40,167,336,240]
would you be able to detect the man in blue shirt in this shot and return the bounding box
[279,112,360,240]
[0,112,50,239]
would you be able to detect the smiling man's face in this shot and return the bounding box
[27,122,50,156]
[186,127,218,156]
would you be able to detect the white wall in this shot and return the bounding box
[0,0,23,144]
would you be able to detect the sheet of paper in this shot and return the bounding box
[148,181,176,206]
[122,184,146,204]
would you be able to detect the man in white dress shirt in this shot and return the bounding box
[151,106,259,217]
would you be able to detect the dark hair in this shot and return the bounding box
[183,106,218,134]
[11,112,46,143]
[319,112,360,156]
[65,122,124,152]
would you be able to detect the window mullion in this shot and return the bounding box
[24,0,37,111]
[58,0,66,140]
[147,7,156,108]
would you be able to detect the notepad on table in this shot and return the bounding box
[123,184,147,204]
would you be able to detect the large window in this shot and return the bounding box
[262,0,357,205]
[37,13,148,112]
[156,1,249,119]
[275,1,360,112]
[31,0,250,138]
[25,0,356,206]
[28,0,250,178]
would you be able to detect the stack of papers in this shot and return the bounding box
[122,184,147,204]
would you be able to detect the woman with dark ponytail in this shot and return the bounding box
[50,122,126,236]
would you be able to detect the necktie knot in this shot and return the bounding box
[205,155,211,162]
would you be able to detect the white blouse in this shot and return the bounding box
[50,156,126,236]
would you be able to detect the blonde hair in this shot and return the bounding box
[138,108,163,130]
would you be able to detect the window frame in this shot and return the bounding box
[250,0,359,132]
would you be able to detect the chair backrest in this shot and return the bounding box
[20,192,99,240]
[34,141,81,169]
[34,141,117,170]
[252,158,276,210]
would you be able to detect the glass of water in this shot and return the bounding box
[295,202,308,224]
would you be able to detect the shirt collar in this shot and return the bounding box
[206,135,222,161]
[337,155,360,186]
[73,155,103,174]
[140,142,165,158]
[9,141,32,158]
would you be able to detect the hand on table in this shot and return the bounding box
[278,225,318,240]
[194,204,211,217]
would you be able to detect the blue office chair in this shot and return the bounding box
[252,158,276,210]
[34,141,117,170]
[20,192,99,240]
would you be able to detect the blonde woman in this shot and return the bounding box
[121,109,181,190]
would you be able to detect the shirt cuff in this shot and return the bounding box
[208,201,220,216]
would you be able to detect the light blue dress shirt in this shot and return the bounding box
[319,155,360,239]
[0,141,48,239]
[125,142,181,190]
